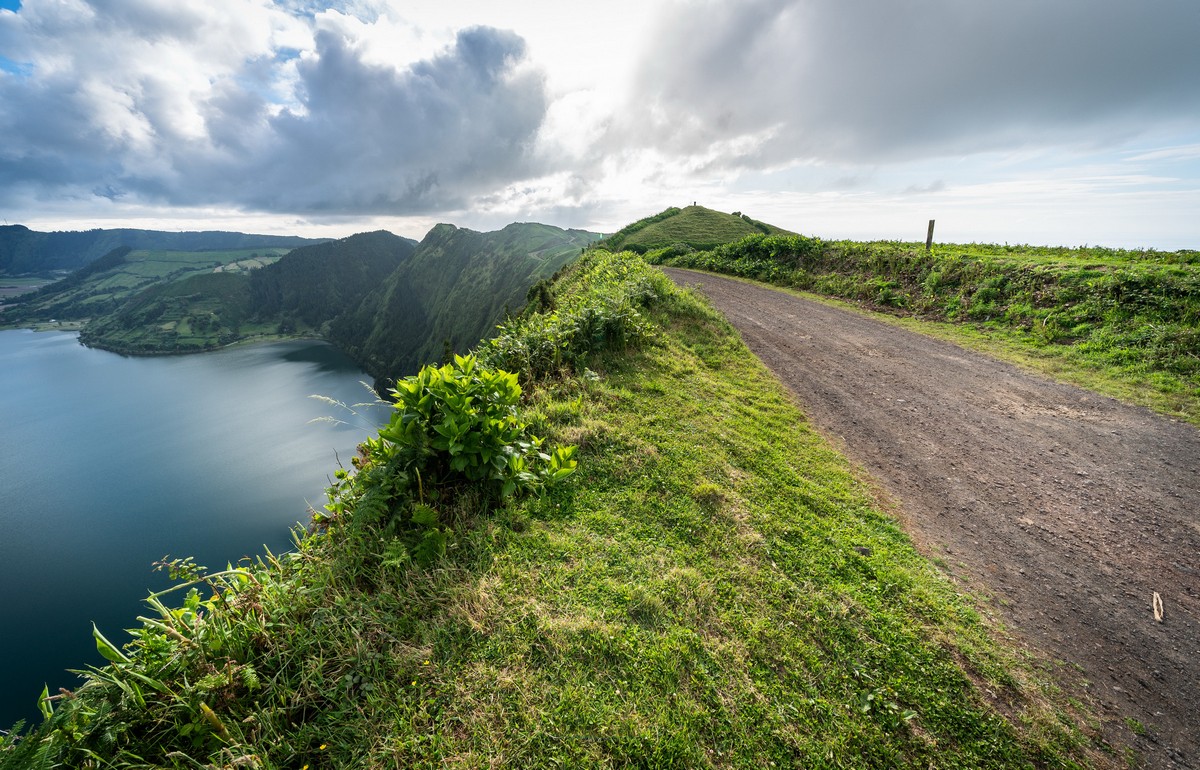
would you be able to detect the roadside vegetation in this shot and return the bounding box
[651,233,1200,425]
[1,249,1105,768]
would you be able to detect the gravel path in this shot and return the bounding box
[666,268,1200,769]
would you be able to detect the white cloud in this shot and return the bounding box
[617,0,1200,167]
[1127,144,1200,163]
[0,0,1198,248]
[0,0,549,215]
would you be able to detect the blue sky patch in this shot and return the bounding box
[0,1,22,12]
[0,55,32,77]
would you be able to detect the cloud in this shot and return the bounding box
[0,1,548,215]
[236,24,547,213]
[618,0,1200,168]
[1127,143,1200,163]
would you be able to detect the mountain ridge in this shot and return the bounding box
[0,224,328,275]
[3,221,600,389]
[331,221,600,387]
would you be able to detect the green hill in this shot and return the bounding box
[246,231,419,331]
[77,231,416,353]
[3,246,296,327]
[596,204,793,253]
[12,223,600,378]
[332,222,601,387]
[0,224,324,275]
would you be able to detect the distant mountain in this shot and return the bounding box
[77,231,416,353]
[332,222,601,386]
[247,231,419,330]
[11,221,599,387]
[595,205,793,253]
[0,224,326,275]
[5,245,299,327]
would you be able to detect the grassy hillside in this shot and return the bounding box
[0,224,323,275]
[72,232,415,352]
[1,250,1104,768]
[1,247,293,329]
[74,232,415,353]
[79,272,256,352]
[333,222,600,387]
[0,276,52,308]
[4,223,599,379]
[653,234,1200,425]
[597,205,793,253]
[246,231,418,331]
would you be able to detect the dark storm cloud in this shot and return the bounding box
[0,3,547,215]
[623,0,1200,165]
[231,26,547,213]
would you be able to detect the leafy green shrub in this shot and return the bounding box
[525,278,555,313]
[481,250,669,381]
[382,354,576,497]
[319,354,577,569]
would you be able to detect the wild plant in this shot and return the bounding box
[480,249,668,381]
[320,353,576,568]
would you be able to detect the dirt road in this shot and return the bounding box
[666,268,1200,769]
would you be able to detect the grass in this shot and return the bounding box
[653,236,1200,427]
[0,275,52,297]
[78,271,287,354]
[1,251,1106,768]
[448,292,1100,767]
[0,249,288,329]
[926,242,1199,267]
[0,275,57,309]
[599,205,793,253]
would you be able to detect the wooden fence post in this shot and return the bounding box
[926,219,936,251]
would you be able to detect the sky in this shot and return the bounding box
[1,0,1199,249]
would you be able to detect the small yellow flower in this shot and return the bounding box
[319,744,327,750]
[411,680,417,686]
[423,660,430,666]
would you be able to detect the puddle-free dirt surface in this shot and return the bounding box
[667,268,1200,769]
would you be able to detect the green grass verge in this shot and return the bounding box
[1,253,1105,768]
[653,236,1200,427]
[674,267,1200,428]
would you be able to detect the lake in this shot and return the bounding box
[0,330,388,728]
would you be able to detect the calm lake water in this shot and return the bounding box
[0,330,388,728]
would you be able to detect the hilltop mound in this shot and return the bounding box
[597,205,793,253]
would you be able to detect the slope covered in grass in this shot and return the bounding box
[653,234,1200,425]
[597,205,793,253]
[332,222,600,387]
[0,225,323,276]
[1,251,1102,768]
[68,231,415,353]
[1,247,294,328]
